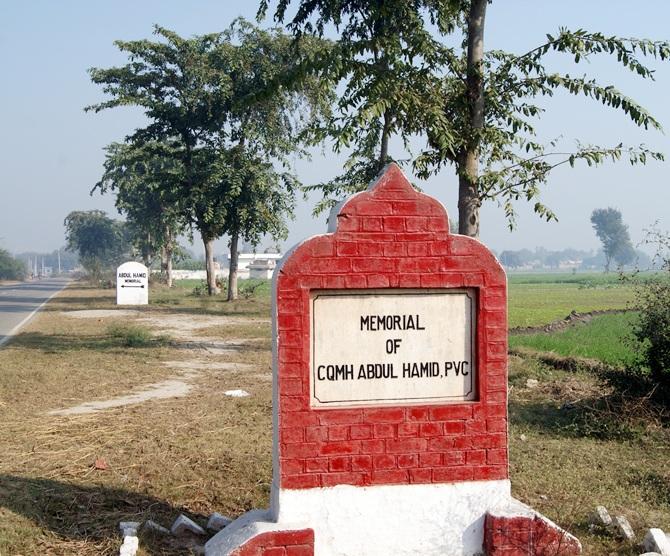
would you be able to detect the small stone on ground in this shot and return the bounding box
[171,514,207,537]
[525,378,539,388]
[119,521,140,536]
[143,520,170,536]
[224,389,250,397]
[613,515,635,541]
[119,535,139,556]
[207,512,233,532]
[590,505,612,527]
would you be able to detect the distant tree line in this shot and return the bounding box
[499,208,649,271]
[498,246,650,271]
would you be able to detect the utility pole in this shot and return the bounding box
[58,249,61,274]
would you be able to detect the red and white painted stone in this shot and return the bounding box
[205,164,580,556]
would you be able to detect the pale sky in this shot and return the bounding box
[1,1,669,257]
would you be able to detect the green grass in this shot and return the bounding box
[508,271,634,286]
[168,273,636,329]
[107,323,171,348]
[508,280,634,328]
[509,312,638,368]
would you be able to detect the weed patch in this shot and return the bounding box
[107,323,170,347]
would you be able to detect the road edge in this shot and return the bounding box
[0,280,71,348]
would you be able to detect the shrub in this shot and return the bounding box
[0,249,26,280]
[631,228,670,397]
[633,278,670,385]
[108,324,169,347]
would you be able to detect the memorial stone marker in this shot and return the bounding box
[205,164,581,555]
[116,261,149,305]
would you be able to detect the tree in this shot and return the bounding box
[88,20,331,295]
[88,27,232,294]
[260,0,451,216]
[631,228,670,401]
[590,207,635,271]
[64,210,129,280]
[210,20,330,300]
[261,1,668,236]
[93,141,185,287]
[214,149,298,300]
[0,249,26,280]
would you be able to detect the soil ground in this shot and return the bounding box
[0,278,667,555]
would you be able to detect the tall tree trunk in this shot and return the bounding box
[458,0,487,238]
[160,245,168,282]
[379,109,392,172]
[458,152,481,237]
[165,247,173,288]
[203,236,220,295]
[164,226,173,288]
[227,232,239,302]
[142,232,151,268]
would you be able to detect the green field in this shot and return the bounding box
[508,273,635,329]
[510,312,638,368]
[167,272,637,330]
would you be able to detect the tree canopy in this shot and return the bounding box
[64,210,130,280]
[88,19,333,295]
[93,141,185,285]
[260,1,669,236]
[0,249,26,281]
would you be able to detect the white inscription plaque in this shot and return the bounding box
[116,261,149,305]
[310,289,476,407]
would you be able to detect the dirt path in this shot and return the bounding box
[49,309,264,415]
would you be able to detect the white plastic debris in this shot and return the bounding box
[171,514,207,537]
[119,535,139,556]
[644,528,670,556]
[525,378,539,388]
[224,389,250,397]
[143,519,170,536]
[207,512,233,532]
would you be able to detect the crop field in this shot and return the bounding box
[508,272,635,329]
[0,274,666,555]
[509,312,638,367]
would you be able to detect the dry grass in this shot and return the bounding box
[1,281,669,554]
[508,358,670,555]
[0,282,273,555]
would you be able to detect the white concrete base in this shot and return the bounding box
[205,509,310,555]
[206,479,512,555]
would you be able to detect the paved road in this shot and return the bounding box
[0,278,71,347]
